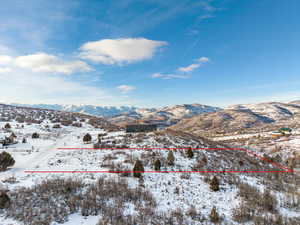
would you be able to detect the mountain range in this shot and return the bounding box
[171,101,300,136]
[10,100,300,134]
[11,103,221,127]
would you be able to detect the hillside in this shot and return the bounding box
[0,104,298,225]
[171,101,300,137]
[0,104,120,131]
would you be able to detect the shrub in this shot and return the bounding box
[210,206,219,223]
[210,176,220,192]
[167,151,175,166]
[72,122,82,127]
[133,160,144,178]
[262,190,277,212]
[53,124,61,129]
[83,133,92,143]
[154,159,161,171]
[61,120,73,126]
[232,200,254,222]
[32,132,39,139]
[0,151,15,171]
[186,205,198,219]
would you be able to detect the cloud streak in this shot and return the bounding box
[151,73,189,79]
[152,57,210,79]
[117,84,136,93]
[177,57,210,73]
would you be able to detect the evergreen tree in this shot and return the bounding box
[210,206,219,223]
[32,132,39,139]
[154,159,161,171]
[210,176,220,191]
[4,123,11,129]
[167,151,175,166]
[0,191,10,209]
[133,160,144,178]
[0,151,15,171]
[202,155,208,165]
[83,133,92,143]
[186,147,194,158]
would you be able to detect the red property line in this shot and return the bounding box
[25,147,293,174]
[25,170,292,173]
[57,147,242,150]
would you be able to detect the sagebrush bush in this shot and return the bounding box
[167,151,175,166]
[5,177,157,225]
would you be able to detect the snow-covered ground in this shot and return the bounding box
[0,120,299,225]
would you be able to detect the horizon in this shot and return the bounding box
[5,98,300,109]
[0,0,299,107]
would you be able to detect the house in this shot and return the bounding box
[278,128,292,135]
[126,124,157,133]
[271,131,283,137]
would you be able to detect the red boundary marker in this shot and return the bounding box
[25,147,293,174]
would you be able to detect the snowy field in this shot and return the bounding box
[0,120,299,225]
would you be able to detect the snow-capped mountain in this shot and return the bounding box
[12,103,137,117]
[109,104,221,127]
[227,101,300,121]
[11,103,221,127]
[171,101,300,136]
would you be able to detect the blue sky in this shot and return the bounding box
[0,0,299,107]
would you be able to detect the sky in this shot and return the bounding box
[0,0,299,107]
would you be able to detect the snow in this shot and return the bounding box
[52,214,100,225]
[0,106,298,224]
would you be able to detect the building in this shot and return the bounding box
[126,124,157,133]
[278,128,292,135]
[271,131,283,137]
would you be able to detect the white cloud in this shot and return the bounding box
[0,47,137,105]
[117,85,136,93]
[151,72,188,79]
[14,53,92,75]
[79,38,167,65]
[177,57,210,73]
